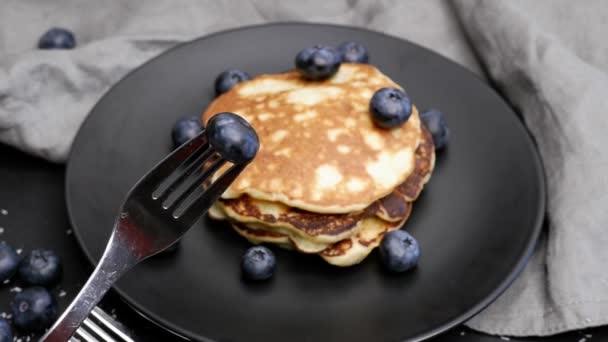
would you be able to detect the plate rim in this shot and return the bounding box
[65,22,547,342]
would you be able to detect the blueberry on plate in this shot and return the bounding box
[338,42,369,63]
[370,87,412,129]
[38,27,76,49]
[420,108,450,150]
[0,318,12,342]
[18,249,62,287]
[0,242,19,282]
[206,112,259,165]
[295,45,341,80]
[379,230,420,273]
[241,246,276,281]
[11,287,58,332]
[172,117,203,148]
[214,69,251,96]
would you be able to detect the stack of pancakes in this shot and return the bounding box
[203,64,435,266]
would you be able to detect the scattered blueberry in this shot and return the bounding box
[214,69,251,96]
[11,287,58,332]
[0,318,11,342]
[172,117,203,148]
[206,112,259,165]
[18,249,62,287]
[338,42,369,63]
[370,87,412,129]
[0,242,19,283]
[241,246,276,281]
[295,45,341,80]
[38,28,76,49]
[379,230,420,273]
[420,109,450,150]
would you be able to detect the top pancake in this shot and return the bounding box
[202,63,423,214]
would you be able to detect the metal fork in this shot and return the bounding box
[43,113,259,341]
[70,307,135,342]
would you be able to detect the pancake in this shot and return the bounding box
[319,217,404,266]
[231,217,406,267]
[202,63,423,214]
[212,129,433,245]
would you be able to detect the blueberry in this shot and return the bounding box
[295,45,341,80]
[420,109,450,150]
[379,230,420,272]
[11,287,58,332]
[241,246,276,281]
[206,112,259,165]
[0,242,19,282]
[18,249,62,287]
[0,318,12,342]
[214,69,251,96]
[172,117,203,148]
[338,42,369,63]
[370,87,412,129]
[38,28,76,49]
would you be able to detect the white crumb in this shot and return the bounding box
[579,338,587,342]
[586,334,593,338]
[66,229,72,235]
[0,209,7,215]
[2,279,8,284]
[0,227,4,234]
[15,249,22,255]
[10,287,21,293]
[500,337,510,341]
[0,312,5,318]
[5,314,11,319]
[585,318,592,323]
[460,331,466,336]
[58,290,67,297]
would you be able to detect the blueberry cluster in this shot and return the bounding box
[295,41,369,81]
[0,242,63,338]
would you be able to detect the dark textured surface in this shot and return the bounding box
[64,24,546,341]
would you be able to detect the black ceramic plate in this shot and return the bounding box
[66,23,545,342]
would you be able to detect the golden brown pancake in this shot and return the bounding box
[211,129,434,245]
[230,216,407,266]
[203,64,435,267]
[203,64,423,213]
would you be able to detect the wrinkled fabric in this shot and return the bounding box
[1,0,607,337]
[453,0,608,336]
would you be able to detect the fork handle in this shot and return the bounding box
[41,239,136,341]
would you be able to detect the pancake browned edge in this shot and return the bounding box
[211,128,435,266]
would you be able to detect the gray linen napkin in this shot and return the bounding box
[452,0,608,336]
[1,0,607,337]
